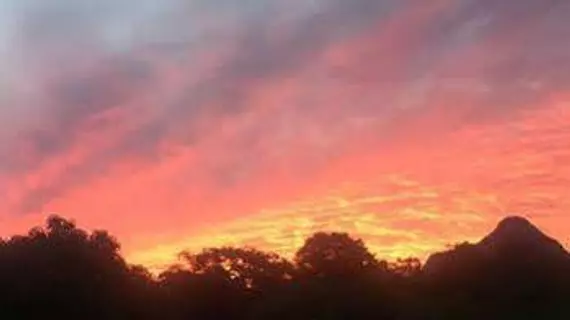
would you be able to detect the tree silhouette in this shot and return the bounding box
[0,215,154,319]
[182,247,295,291]
[388,257,422,277]
[260,232,401,320]
[1,215,570,319]
[295,232,381,277]
[159,247,294,319]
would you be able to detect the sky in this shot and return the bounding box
[0,0,569,271]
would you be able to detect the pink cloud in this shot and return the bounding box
[0,1,569,270]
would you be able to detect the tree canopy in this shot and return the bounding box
[0,215,569,319]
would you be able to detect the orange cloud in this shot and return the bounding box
[127,93,570,271]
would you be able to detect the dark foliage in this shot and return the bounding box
[1,215,569,319]
[0,215,156,319]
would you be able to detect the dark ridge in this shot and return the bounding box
[478,215,567,255]
[424,215,570,279]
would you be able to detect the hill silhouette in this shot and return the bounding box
[480,216,567,252]
[425,216,570,271]
[424,216,570,319]
[1,214,570,319]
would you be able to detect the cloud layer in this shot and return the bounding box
[0,0,569,269]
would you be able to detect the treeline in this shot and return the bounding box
[1,215,570,319]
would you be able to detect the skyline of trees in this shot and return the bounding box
[1,214,569,319]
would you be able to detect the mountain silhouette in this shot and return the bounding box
[423,216,570,319]
[479,216,567,255]
[425,216,570,273]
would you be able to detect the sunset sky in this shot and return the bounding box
[0,0,569,271]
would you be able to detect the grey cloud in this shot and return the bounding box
[3,0,406,214]
[14,57,153,167]
[9,0,167,52]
